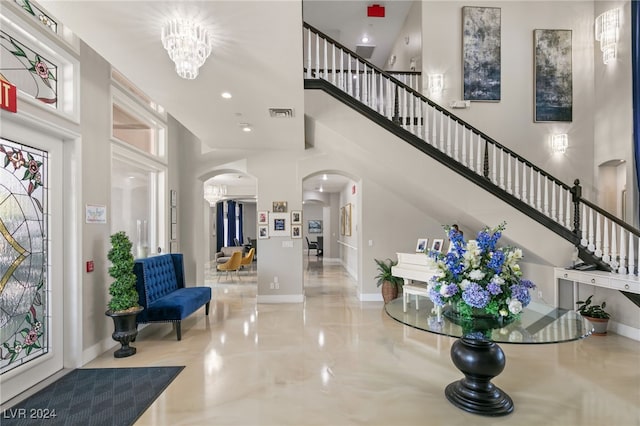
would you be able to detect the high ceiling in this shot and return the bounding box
[40,0,413,195]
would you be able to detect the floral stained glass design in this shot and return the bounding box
[0,137,48,375]
[0,29,57,107]
[13,0,57,33]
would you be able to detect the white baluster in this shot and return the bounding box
[306,29,312,78]
[610,222,618,271]
[354,60,359,99]
[602,218,610,262]
[402,88,407,129]
[514,159,520,199]
[618,227,627,274]
[323,38,328,80]
[565,191,571,230]
[557,186,564,226]
[363,65,367,104]
[439,112,445,151]
[331,44,336,85]
[551,183,557,220]
[446,119,452,156]
[580,205,588,246]
[379,74,385,115]
[529,168,535,206]
[492,145,497,184]
[628,231,635,275]
[468,130,474,170]
[348,57,352,96]
[594,213,602,257]
[416,99,423,138]
[339,49,344,89]
[506,154,512,194]
[386,79,392,120]
[498,148,505,190]
[587,208,595,252]
[522,164,528,202]
[461,127,467,166]
[536,171,542,211]
[453,122,459,161]
[315,33,320,77]
[371,70,377,111]
[476,134,483,174]
[408,94,414,134]
[543,177,549,216]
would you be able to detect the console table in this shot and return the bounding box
[385,298,592,416]
[554,267,640,306]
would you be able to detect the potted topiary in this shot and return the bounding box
[105,231,143,357]
[374,258,404,304]
[576,295,610,336]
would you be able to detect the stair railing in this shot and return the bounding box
[303,22,639,277]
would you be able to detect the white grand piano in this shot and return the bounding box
[392,252,439,312]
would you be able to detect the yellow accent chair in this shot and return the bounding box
[240,248,255,273]
[217,251,242,281]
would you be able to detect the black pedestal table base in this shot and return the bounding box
[445,337,514,416]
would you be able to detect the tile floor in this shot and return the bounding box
[29,260,640,425]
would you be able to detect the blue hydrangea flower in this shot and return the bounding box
[520,279,536,289]
[442,284,459,297]
[486,281,502,295]
[429,287,445,306]
[462,282,490,308]
[510,284,531,306]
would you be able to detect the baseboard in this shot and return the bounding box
[609,320,640,341]
[257,294,305,303]
[82,337,118,364]
[360,293,383,302]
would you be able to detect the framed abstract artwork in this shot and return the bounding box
[462,6,501,101]
[534,29,572,122]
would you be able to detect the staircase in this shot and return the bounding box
[302,22,640,306]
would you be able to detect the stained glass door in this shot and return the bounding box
[0,128,63,403]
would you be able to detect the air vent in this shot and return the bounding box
[355,45,375,59]
[269,108,295,118]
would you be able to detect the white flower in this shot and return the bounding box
[425,256,438,269]
[491,275,505,285]
[440,284,455,297]
[508,299,523,314]
[460,279,471,290]
[469,269,485,281]
[499,309,509,317]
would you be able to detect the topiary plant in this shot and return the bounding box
[107,231,139,312]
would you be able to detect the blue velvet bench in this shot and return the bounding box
[133,254,211,341]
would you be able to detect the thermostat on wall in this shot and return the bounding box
[450,100,471,109]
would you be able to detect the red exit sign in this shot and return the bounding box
[1,80,17,113]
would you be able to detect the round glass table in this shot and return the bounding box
[385,298,593,416]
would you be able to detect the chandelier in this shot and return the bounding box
[204,184,227,206]
[161,20,212,79]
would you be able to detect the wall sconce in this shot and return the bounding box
[428,74,444,94]
[551,134,568,154]
[595,8,620,65]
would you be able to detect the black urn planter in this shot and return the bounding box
[105,306,143,358]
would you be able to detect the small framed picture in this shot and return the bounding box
[258,211,268,225]
[272,201,288,213]
[258,225,269,239]
[171,207,177,224]
[291,224,302,238]
[270,212,289,237]
[431,238,444,253]
[171,223,177,240]
[291,210,302,225]
[169,241,178,253]
[416,238,429,253]
[170,190,177,207]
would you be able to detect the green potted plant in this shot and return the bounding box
[576,295,610,335]
[105,231,143,357]
[374,258,404,304]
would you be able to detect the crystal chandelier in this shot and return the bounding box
[204,184,227,206]
[161,20,212,80]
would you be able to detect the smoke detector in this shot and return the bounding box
[269,108,295,118]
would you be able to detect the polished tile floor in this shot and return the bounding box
[78,260,640,424]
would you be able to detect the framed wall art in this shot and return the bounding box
[344,203,352,236]
[272,201,288,213]
[269,212,290,237]
[431,239,444,253]
[258,211,268,225]
[291,210,302,225]
[308,219,322,234]
[291,224,302,239]
[534,29,572,122]
[416,238,429,253]
[258,225,269,239]
[462,6,501,101]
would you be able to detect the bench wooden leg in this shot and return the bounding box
[176,322,182,341]
[205,302,210,315]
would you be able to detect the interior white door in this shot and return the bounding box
[0,120,64,404]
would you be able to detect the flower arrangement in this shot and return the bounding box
[426,222,535,322]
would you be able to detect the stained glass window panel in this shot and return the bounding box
[0,137,49,375]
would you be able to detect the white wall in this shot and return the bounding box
[422,1,596,197]
[385,0,422,72]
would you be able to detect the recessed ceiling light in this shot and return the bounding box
[322,174,328,181]
[221,92,232,99]
[240,123,252,132]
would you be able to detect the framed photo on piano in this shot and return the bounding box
[430,239,444,253]
[416,238,428,253]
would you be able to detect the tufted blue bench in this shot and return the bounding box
[133,254,211,341]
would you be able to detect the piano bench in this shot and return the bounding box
[403,283,430,312]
